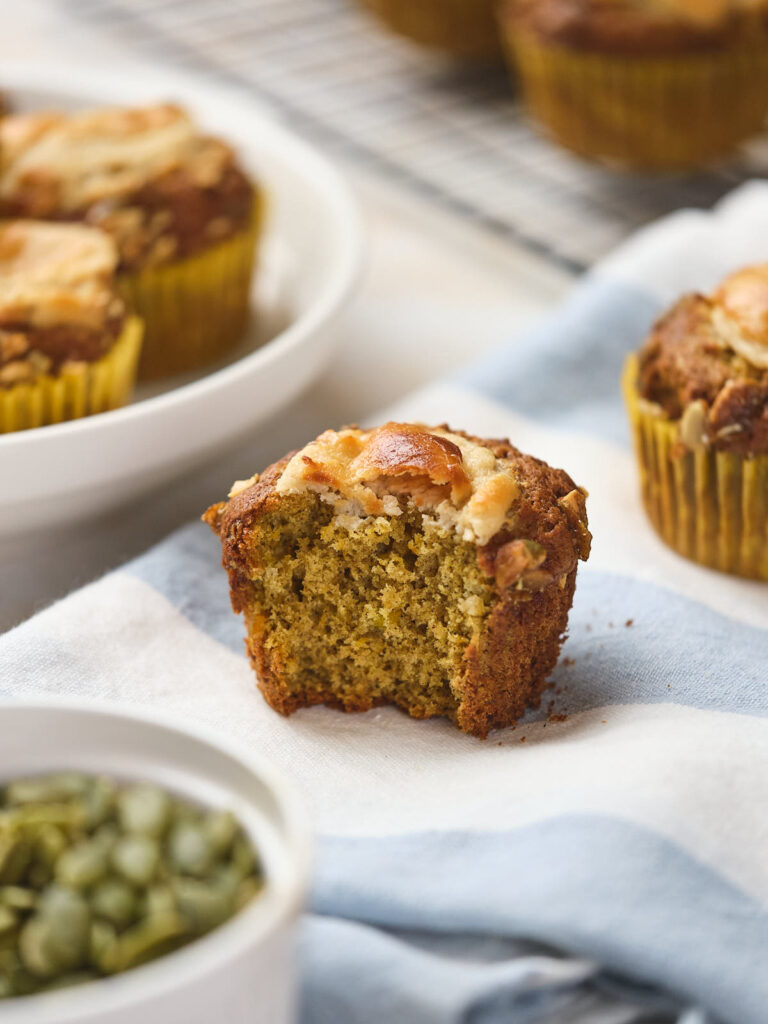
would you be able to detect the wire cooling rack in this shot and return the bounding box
[64,0,767,274]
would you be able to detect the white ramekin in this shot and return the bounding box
[0,699,311,1024]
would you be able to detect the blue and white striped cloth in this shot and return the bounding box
[3,182,768,1024]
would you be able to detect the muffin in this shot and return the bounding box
[356,0,503,60]
[623,264,768,579]
[204,422,590,738]
[500,0,768,169]
[0,104,262,380]
[0,220,143,433]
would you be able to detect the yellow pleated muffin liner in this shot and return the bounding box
[0,315,143,434]
[119,197,263,382]
[623,356,768,580]
[356,0,502,60]
[503,25,768,169]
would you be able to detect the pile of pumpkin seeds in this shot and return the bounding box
[0,773,264,999]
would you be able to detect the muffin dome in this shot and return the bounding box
[0,220,142,432]
[624,263,768,580]
[637,265,768,455]
[500,0,768,168]
[205,423,590,738]
[0,104,261,380]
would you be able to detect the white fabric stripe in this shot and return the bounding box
[600,180,768,305]
[5,574,768,907]
[373,382,768,631]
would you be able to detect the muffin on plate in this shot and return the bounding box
[500,0,768,169]
[0,104,263,380]
[0,220,142,433]
[204,422,590,738]
[355,0,503,60]
[623,264,768,579]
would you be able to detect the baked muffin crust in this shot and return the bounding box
[206,423,590,738]
[637,265,768,454]
[507,0,768,53]
[0,104,254,271]
[0,220,125,387]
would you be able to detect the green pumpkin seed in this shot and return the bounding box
[231,836,256,878]
[235,877,263,912]
[142,884,176,919]
[92,823,120,854]
[172,877,234,934]
[91,878,136,929]
[103,912,190,974]
[0,906,17,937]
[55,841,109,890]
[18,918,60,979]
[117,785,170,838]
[167,822,214,877]
[32,824,67,869]
[89,920,117,971]
[111,836,160,888]
[0,837,30,887]
[38,887,91,969]
[83,779,116,830]
[0,887,36,912]
[204,811,238,858]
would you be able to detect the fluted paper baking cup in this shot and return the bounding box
[356,0,502,59]
[623,356,768,580]
[120,198,263,382]
[0,315,143,434]
[504,26,768,169]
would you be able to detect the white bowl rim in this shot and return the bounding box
[0,60,364,452]
[0,696,312,1023]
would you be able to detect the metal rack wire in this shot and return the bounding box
[66,0,765,274]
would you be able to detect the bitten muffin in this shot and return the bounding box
[0,221,142,432]
[500,0,768,169]
[204,422,590,738]
[0,104,262,379]
[623,264,768,579]
[355,0,502,60]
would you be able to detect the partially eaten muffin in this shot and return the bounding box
[204,423,590,738]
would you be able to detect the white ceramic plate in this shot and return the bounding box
[0,63,363,535]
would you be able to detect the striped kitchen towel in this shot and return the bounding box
[3,181,768,1024]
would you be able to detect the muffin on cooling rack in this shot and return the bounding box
[624,264,768,579]
[204,422,591,738]
[355,0,503,60]
[0,104,263,379]
[500,0,768,169]
[0,221,142,433]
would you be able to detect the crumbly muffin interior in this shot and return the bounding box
[245,493,495,718]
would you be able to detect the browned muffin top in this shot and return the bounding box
[0,220,125,388]
[637,264,768,454]
[215,422,591,594]
[0,104,254,271]
[506,0,768,53]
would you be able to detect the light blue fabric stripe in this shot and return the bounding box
[127,521,246,654]
[125,526,768,716]
[312,818,768,1024]
[301,915,701,1024]
[458,277,663,447]
[545,570,768,717]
